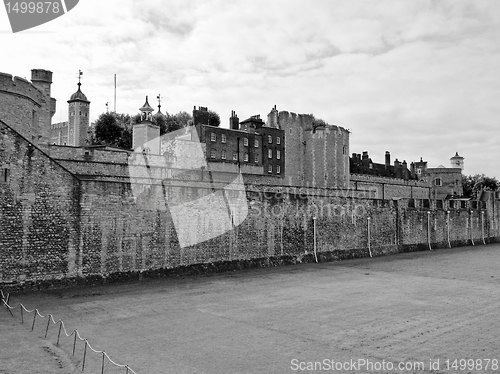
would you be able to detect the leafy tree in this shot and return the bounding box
[92,110,193,148]
[93,113,123,147]
[207,110,220,127]
[462,174,499,198]
[163,111,193,133]
[92,112,132,148]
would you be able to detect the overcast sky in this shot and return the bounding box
[1,0,499,176]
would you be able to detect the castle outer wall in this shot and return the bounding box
[1,120,499,290]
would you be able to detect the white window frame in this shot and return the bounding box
[211,133,216,142]
[276,137,281,145]
[244,153,249,162]
[210,149,216,158]
[268,149,272,159]
[277,150,281,160]
[254,139,259,148]
[277,165,281,174]
[243,138,248,147]
[221,150,227,160]
[221,134,227,143]
[268,135,272,144]
[268,164,272,173]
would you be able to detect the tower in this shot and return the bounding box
[450,152,464,170]
[133,96,160,154]
[31,69,56,145]
[67,71,90,146]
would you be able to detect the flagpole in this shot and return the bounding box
[114,74,116,113]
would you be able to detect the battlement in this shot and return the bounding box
[0,72,42,105]
[31,69,53,83]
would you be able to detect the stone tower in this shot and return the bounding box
[133,96,160,154]
[450,152,464,170]
[30,69,56,145]
[67,77,90,146]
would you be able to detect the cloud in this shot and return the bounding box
[1,0,500,176]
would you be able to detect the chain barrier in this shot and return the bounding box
[1,290,137,374]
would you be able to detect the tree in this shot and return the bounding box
[462,174,499,198]
[93,113,123,147]
[207,110,220,127]
[92,112,132,148]
[163,111,193,133]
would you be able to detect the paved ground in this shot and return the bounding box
[2,243,500,374]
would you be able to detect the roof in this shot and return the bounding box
[68,83,89,102]
[139,96,154,112]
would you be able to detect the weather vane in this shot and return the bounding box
[106,102,109,113]
[77,69,83,84]
[157,94,162,112]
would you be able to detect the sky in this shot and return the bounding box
[1,0,499,177]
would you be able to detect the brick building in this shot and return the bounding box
[194,106,285,178]
[350,151,416,180]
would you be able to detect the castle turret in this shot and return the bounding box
[450,152,464,170]
[267,105,279,128]
[133,96,160,154]
[67,72,90,147]
[31,69,56,146]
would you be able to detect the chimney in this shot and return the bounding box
[410,162,416,179]
[385,151,390,168]
[402,160,408,180]
[229,110,239,130]
[362,151,369,160]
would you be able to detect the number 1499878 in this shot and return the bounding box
[5,2,60,14]
[445,359,499,371]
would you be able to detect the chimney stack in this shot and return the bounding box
[229,110,239,130]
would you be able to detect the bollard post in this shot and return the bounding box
[446,211,451,248]
[31,310,37,331]
[82,340,88,372]
[44,314,51,338]
[312,216,318,263]
[367,217,372,258]
[21,307,23,323]
[481,211,486,245]
[56,322,62,346]
[73,331,77,356]
[101,352,106,374]
[427,211,432,251]
[470,211,475,246]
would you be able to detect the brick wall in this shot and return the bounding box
[0,120,80,282]
[350,173,431,199]
[1,126,499,289]
[0,73,42,144]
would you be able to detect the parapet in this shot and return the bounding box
[31,69,53,83]
[0,72,43,105]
